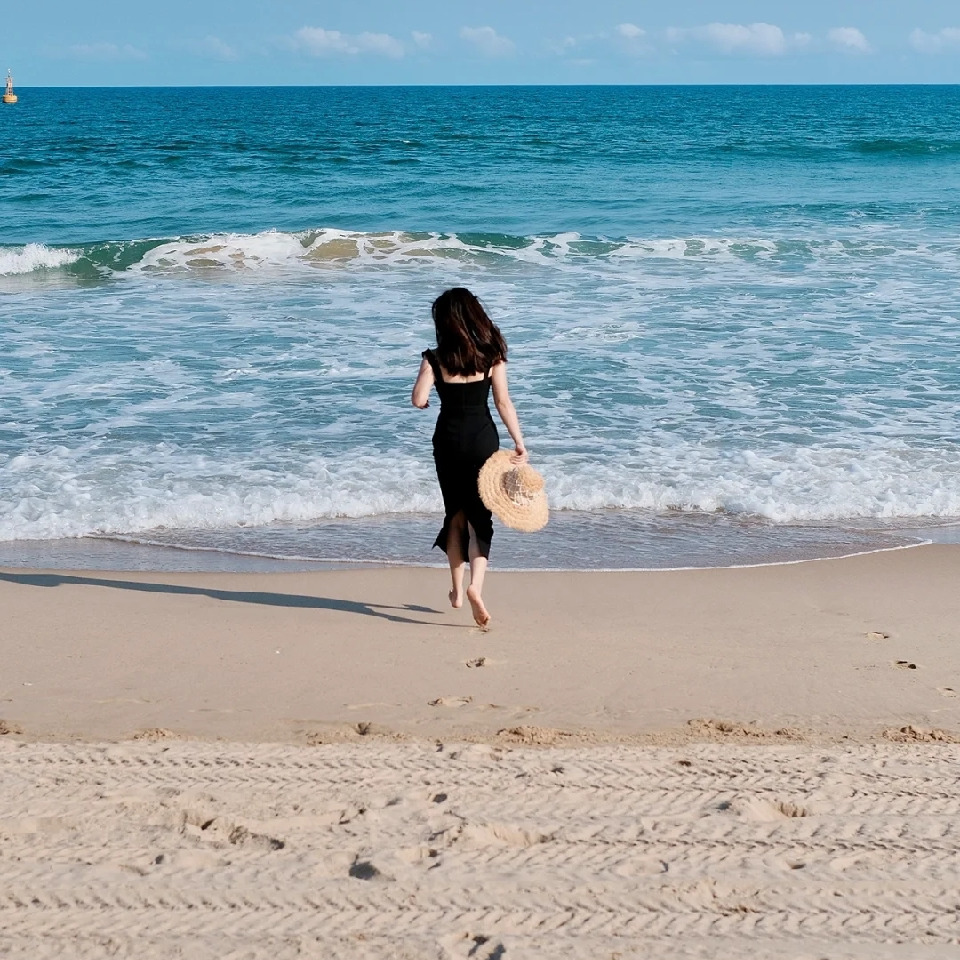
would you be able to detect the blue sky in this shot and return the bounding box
[7,1,960,85]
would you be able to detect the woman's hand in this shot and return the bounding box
[510,443,528,464]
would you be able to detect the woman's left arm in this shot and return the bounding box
[490,362,527,462]
[411,356,434,408]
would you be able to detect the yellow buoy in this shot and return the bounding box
[3,70,18,104]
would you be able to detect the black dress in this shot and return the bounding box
[423,349,500,558]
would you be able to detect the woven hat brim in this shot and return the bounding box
[478,450,549,533]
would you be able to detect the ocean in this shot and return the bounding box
[2,85,960,571]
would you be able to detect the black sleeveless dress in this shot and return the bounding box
[423,349,500,558]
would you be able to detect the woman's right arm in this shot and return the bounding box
[411,355,434,409]
[490,362,527,462]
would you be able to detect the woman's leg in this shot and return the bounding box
[465,522,491,627]
[446,511,467,608]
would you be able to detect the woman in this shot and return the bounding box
[412,287,527,627]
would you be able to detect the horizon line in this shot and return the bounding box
[10,81,960,89]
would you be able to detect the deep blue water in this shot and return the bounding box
[7,86,960,242]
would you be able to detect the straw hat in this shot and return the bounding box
[478,451,549,532]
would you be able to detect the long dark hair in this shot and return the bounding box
[432,287,507,376]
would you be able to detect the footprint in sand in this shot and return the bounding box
[440,933,507,960]
[465,657,486,668]
[866,631,890,641]
[894,660,918,670]
[428,696,474,707]
[131,727,180,742]
[937,687,957,698]
[348,858,393,882]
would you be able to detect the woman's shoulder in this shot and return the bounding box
[422,349,441,377]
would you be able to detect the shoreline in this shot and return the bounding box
[3,543,959,745]
[0,512,949,574]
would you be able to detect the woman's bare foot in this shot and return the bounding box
[466,584,491,628]
[449,587,463,609]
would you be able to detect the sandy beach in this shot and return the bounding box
[3,544,960,743]
[2,544,960,957]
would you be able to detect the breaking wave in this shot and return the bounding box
[4,227,956,280]
[0,243,79,275]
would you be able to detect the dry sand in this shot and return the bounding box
[2,739,959,959]
[2,544,960,957]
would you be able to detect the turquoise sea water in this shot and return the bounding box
[2,86,960,569]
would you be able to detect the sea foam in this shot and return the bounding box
[0,243,79,275]
[77,229,960,276]
[2,440,959,543]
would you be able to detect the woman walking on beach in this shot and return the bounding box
[412,288,528,627]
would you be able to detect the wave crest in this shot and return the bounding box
[74,228,959,276]
[7,227,952,280]
[0,243,79,275]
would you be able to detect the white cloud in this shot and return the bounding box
[186,36,238,61]
[356,32,404,58]
[460,26,515,57]
[412,31,433,49]
[69,42,146,61]
[294,26,404,58]
[909,27,960,53]
[667,22,788,56]
[828,27,870,53]
[547,32,610,56]
[295,28,354,55]
[704,22,787,55]
[546,35,577,55]
[617,23,645,41]
[615,22,650,56]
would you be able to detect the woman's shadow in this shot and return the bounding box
[0,572,450,626]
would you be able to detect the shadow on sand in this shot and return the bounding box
[0,571,449,627]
